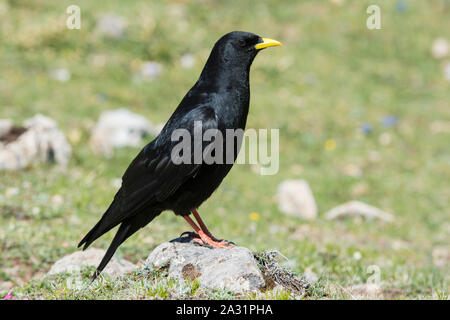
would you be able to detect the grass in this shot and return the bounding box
[0,0,449,299]
[8,263,308,300]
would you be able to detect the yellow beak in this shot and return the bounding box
[254,38,282,50]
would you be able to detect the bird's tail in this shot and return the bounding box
[91,221,131,281]
[91,210,160,281]
[78,198,121,251]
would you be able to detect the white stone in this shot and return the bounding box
[48,248,136,278]
[347,283,382,299]
[49,68,71,82]
[0,119,13,137]
[276,179,318,220]
[95,14,127,39]
[325,200,394,222]
[90,108,160,156]
[180,54,195,69]
[431,38,449,59]
[0,114,72,170]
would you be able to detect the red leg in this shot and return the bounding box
[191,209,234,247]
[191,209,214,238]
[182,215,233,249]
[183,214,201,232]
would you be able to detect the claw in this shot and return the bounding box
[182,213,235,249]
[196,230,234,249]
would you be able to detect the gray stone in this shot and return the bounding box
[48,248,136,278]
[145,238,265,292]
[276,179,318,220]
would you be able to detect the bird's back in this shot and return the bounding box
[156,76,251,215]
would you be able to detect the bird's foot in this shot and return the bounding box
[192,230,235,249]
[179,231,200,239]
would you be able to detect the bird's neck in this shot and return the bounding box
[198,64,251,93]
[191,57,254,129]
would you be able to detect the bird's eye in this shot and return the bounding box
[238,39,246,47]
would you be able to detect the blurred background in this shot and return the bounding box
[0,0,448,299]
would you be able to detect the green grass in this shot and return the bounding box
[1,0,449,299]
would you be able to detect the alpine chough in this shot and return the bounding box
[79,31,282,278]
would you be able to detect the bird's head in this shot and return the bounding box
[201,31,282,80]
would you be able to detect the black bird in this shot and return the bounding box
[79,31,281,278]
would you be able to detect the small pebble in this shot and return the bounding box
[49,68,71,82]
[181,54,195,69]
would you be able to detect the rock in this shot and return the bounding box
[145,237,266,292]
[0,119,13,137]
[90,108,160,156]
[347,283,382,299]
[276,179,318,220]
[95,13,127,39]
[180,54,195,69]
[431,38,449,59]
[49,68,71,82]
[325,200,394,222]
[138,61,162,80]
[48,248,136,278]
[0,114,72,170]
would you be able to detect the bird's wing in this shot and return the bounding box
[78,105,218,250]
[119,105,219,213]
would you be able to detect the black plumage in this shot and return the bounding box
[78,31,281,279]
